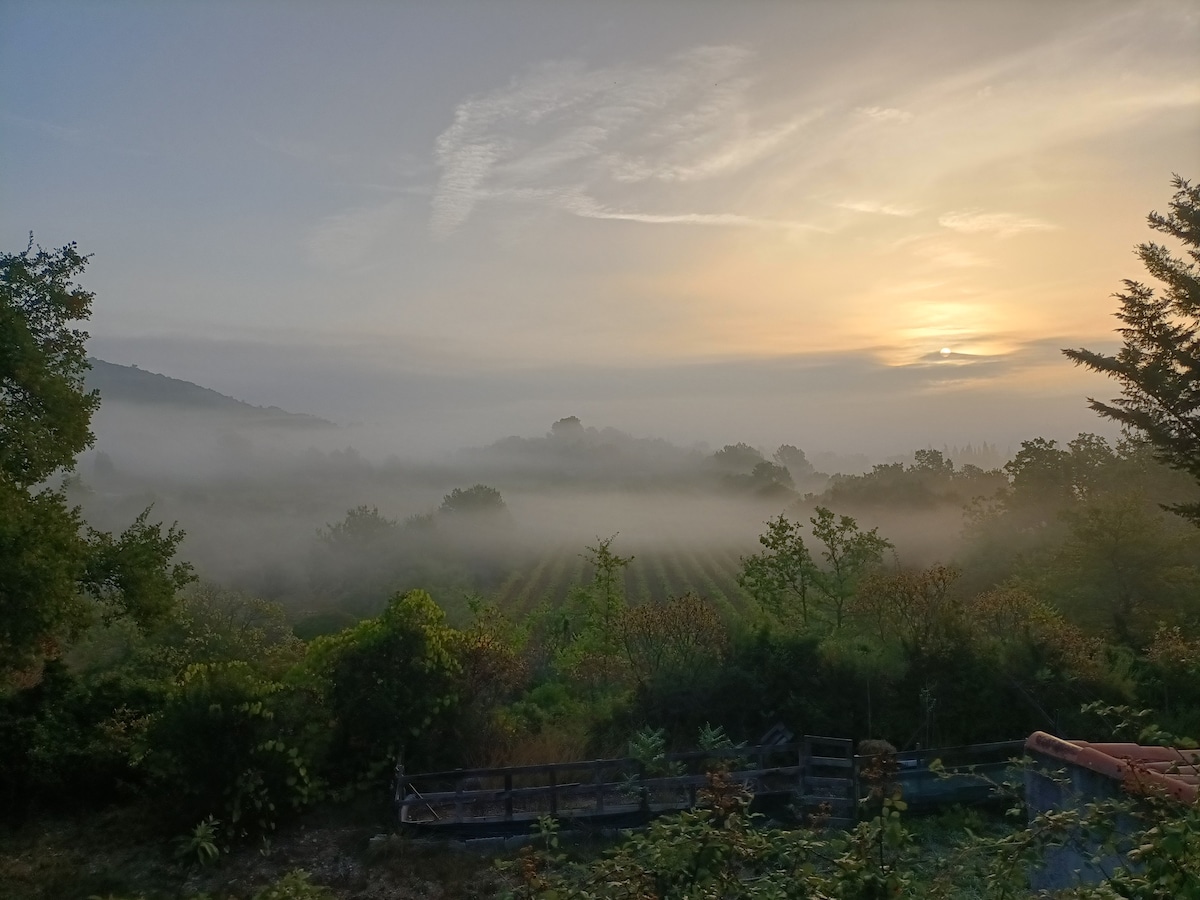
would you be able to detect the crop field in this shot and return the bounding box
[490,543,754,618]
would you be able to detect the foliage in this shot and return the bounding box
[82,509,193,631]
[172,815,221,867]
[626,726,682,778]
[509,764,928,900]
[303,589,463,779]
[1039,492,1200,638]
[809,507,892,630]
[617,592,728,688]
[774,443,814,478]
[1064,175,1200,525]
[510,713,1200,899]
[697,722,739,753]
[138,661,314,838]
[441,483,507,515]
[0,240,193,679]
[0,479,93,675]
[738,513,819,629]
[824,450,1006,510]
[710,442,765,473]
[1005,437,1076,508]
[451,596,532,764]
[852,564,963,660]
[165,582,305,672]
[740,508,891,634]
[749,459,794,493]
[316,505,398,550]
[0,238,98,487]
[556,536,633,691]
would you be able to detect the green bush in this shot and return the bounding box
[302,589,463,781]
[138,661,314,838]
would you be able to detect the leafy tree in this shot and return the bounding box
[557,537,633,691]
[303,589,462,777]
[739,509,891,632]
[0,238,98,485]
[1067,432,1115,501]
[439,483,506,515]
[82,509,192,629]
[448,596,530,764]
[738,514,819,629]
[1064,175,1200,524]
[1003,437,1074,508]
[852,564,963,660]
[617,593,728,689]
[808,506,892,630]
[773,443,814,478]
[316,504,398,549]
[549,415,585,439]
[911,448,953,475]
[1039,492,1200,639]
[1,241,192,676]
[710,442,765,473]
[139,661,314,836]
[749,460,794,493]
[577,536,631,639]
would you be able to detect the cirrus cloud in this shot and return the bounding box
[430,46,814,237]
[938,209,1059,238]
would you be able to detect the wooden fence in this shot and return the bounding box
[396,737,855,836]
[395,737,1026,837]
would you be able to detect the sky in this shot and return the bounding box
[3,0,1198,458]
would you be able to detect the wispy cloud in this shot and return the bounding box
[837,199,919,217]
[856,105,913,124]
[561,192,825,233]
[430,46,811,237]
[938,210,1058,238]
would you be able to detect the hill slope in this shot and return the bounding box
[84,359,336,428]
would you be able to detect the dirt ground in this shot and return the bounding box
[0,803,516,900]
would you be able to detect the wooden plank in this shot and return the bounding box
[808,756,854,768]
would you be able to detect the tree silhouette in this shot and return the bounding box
[1065,176,1200,524]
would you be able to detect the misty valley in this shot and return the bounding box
[4,0,1199,885]
[75,360,1054,635]
[8,346,1200,898]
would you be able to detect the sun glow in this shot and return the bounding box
[940,347,953,356]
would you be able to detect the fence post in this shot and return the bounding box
[505,772,513,822]
[638,761,649,821]
[550,768,558,817]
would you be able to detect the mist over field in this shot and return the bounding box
[62,359,1029,626]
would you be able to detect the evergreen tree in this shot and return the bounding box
[1065,176,1200,524]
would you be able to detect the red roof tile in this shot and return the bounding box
[1026,731,1200,804]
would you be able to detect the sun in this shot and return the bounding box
[939,347,953,357]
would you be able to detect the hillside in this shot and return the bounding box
[85,358,336,429]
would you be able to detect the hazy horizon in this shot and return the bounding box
[4,1,1197,458]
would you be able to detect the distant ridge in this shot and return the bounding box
[84,359,336,428]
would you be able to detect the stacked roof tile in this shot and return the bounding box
[1026,730,1200,804]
